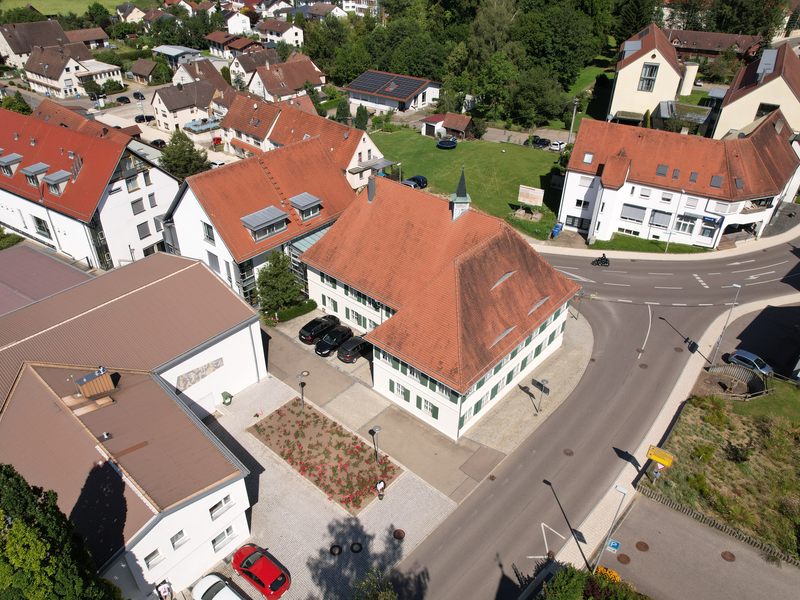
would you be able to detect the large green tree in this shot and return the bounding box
[158,130,212,180]
[1,91,32,116]
[0,7,47,24]
[255,252,303,319]
[474,50,518,121]
[352,566,398,600]
[0,464,123,600]
[354,104,370,130]
[614,0,659,44]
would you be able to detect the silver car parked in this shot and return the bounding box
[728,350,773,375]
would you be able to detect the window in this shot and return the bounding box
[582,153,594,164]
[212,525,236,552]
[617,227,640,236]
[565,216,591,229]
[25,174,39,187]
[321,273,337,288]
[685,197,698,209]
[148,193,156,208]
[202,221,215,243]
[126,175,139,192]
[649,210,671,229]
[358,152,362,162]
[710,175,723,189]
[575,199,589,209]
[143,170,152,186]
[689,172,698,183]
[131,198,145,215]
[638,63,659,92]
[47,182,62,196]
[579,176,593,187]
[656,164,668,177]
[0,165,11,177]
[395,382,406,398]
[144,549,164,570]
[367,149,372,160]
[700,226,715,238]
[640,188,651,198]
[620,204,646,224]
[33,216,51,239]
[675,215,695,234]
[301,205,320,220]
[756,102,780,119]
[600,202,605,213]
[422,398,436,416]
[170,530,188,550]
[254,220,286,240]
[661,193,673,203]
[207,251,220,273]
[209,494,232,520]
[135,221,150,239]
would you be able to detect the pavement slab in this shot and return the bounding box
[458,446,505,481]
[322,382,390,432]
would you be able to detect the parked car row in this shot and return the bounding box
[298,315,372,363]
[401,175,428,189]
[192,544,290,600]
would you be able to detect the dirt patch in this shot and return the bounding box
[248,398,402,515]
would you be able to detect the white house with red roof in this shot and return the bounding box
[345,70,440,114]
[24,43,124,100]
[608,24,699,124]
[558,111,800,248]
[247,53,324,101]
[0,109,180,270]
[162,137,357,302]
[257,18,303,46]
[301,174,579,440]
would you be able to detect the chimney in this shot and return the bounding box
[450,165,471,222]
[177,82,183,91]
[367,175,375,203]
[75,367,115,399]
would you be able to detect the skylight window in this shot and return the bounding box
[528,296,550,316]
[690,172,698,183]
[672,169,680,179]
[490,326,516,349]
[582,152,594,164]
[491,270,517,290]
[710,175,723,189]
[735,177,743,190]
[656,164,668,177]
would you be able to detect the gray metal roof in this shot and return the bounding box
[0,153,22,166]
[290,226,330,254]
[42,169,71,184]
[289,192,322,211]
[621,40,642,59]
[20,162,49,176]
[241,205,288,230]
[708,87,727,99]
[152,45,201,57]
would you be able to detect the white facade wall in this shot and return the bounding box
[153,92,200,132]
[227,13,252,36]
[341,1,379,16]
[713,78,800,139]
[343,134,383,189]
[348,83,439,113]
[160,321,267,418]
[609,51,682,118]
[98,162,179,266]
[113,479,250,594]
[257,25,303,46]
[307,267,392,334]
[264,1,291,18]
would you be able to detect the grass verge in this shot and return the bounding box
[1,0,160,12]
[591,233,711,254]
[678,90,710,106]
[640,392,800,559]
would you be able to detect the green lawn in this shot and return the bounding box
[1,0,160,12]
[732,380,800,421]
[371,128,561,239]
[568,55,615,96]
[678,90,710,106]
[591,233,711,254]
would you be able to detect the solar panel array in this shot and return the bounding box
[347,71,428,100]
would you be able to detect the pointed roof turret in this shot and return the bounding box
[450,165,471,222]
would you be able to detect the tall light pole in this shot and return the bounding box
[711,283,741,365]
[593,485,628,574]
[396,162,402,182]
[368,425,381,463]
[296,374,305,410]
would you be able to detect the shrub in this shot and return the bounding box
[543,565,587,599]
[276,299,318,322]
[703,407,728,429]
[692,444,715,463]
[688,473,712,499]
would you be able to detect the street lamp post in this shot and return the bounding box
[368,426,381,463]
[593,485,628,574]
[711,284,742,366]
[396,162,402,182]
[296,374,305,410]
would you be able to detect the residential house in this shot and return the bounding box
[205,30,244,59]
[131,58,158,84]
[142,8,177,32]
[274,4,312,21]
[173,58,231,92]
[152,45,202,70]
[162,137,357,302]
[210,87,263,117]
[228,37,263,56]
[230,49,280,89]
[218,94,281,156]
[442,112,473,139]
[163,0,196,15]
[420,114,446,137]
[557,111,800,249]
[341,0,381,17]
[607,24,699,125]
[256,19,303,47]
[0,20,67,69]
[195,1,220,12]
[24,44,123,100]
[247,54,324,101]
[273,95,317,114]
[662,28,761,61]
[223,9,253,36]
[116,2,146,23]
[0,108,181,270]
[301,175,579,440]
[152,80,216,132]
[30,98,134,145]
[262,0,292,18]
[0,252,268,597]
[711,46,800,139]
[345,70,440,113]
[306,2,348,20]
[64,27,110,50]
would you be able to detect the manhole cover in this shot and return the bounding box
[301,370,310,376]
[705,379,713,384]
[636,541,649,552]
[639,364,648,369]
[564,449,574,456]
[488,474,496,481]
[393,529,405,540]
[636,348,644,353]
[721,551,736,562]
[330,545,342,556]
[674,347,683,353]
[351,542,363,553]
[617,554,631,564]
[590,358,596,362]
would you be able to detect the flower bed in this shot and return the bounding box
[249,399,401,514]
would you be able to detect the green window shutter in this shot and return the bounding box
[477,376,486,390]
[416,395,422,409]
[431,405,438,419]
[525,334,533,347]
[374,347,380,359]
[403,389,410,402]
[494,364,501,375]
[459,414,465,429]
[389,379,395,393]
[420,373,429,386]
[474,399,482,413]
[449,390,458,404]
[321,295,327,307]
[400,362,407,375]
[535,344,542,358]
[344,285,349,296]
[391,357,399,370]
[566,299,571,309]
[521,357,528,370]
[428,377,437,391]
[561,322,566,333]
[320,272,324,282]
[332,299,338,312]
[331,278,337,289]
[345,307,350,319]
[554,308,560,319]
[506,371,514,385]
[549,331,556,344]
[511,349,518,359]
[491,384,499,400]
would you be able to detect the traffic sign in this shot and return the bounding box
[607,539,620,554]
[656,462,667,471]
[646,445,674,467]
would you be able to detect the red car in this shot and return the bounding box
[232,544,290,598]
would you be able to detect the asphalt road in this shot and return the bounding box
[392,237,800,599]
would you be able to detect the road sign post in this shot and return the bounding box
[646,445,674,467]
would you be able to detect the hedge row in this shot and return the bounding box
[276,299,317,322]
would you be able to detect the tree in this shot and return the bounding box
[1,91,32,116]
[222,65,232,85]
[233,71,247,91]
[151,57,173,85]
[614,0,658,44]
[304,80,322,105]
[0,7,48,24]
[474,50,518,121]
[241,8,260,27]
[644,109,651,128]
[352,566,398,600]
[277,40,293,62]
[708,0,789,39]
[472,118,487,139]
[105,21,139,39]
[102,79,124,94]
[86,2,111,27]
[158,130,212,180]
[508,67,564,127]
[354,104,369,130]
[255,252,303,320]
[83,80,103,95]
[0,464,123,600]
[335,97,350,124]
[294,10,307,30]
[666,0,710,30]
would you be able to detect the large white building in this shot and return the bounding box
[0,253,268,597]
[0,109,180,270]
[301,175,579,440]
[558,111,800,248]
[24,43,124,100]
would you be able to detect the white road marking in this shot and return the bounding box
[724,302,738,306]
[707,272,721,275]
[645,302,660,305]
[693,273,709,289]
[648,272,673,275]
[726,259,754,266]
[606,270,627,273]
[672,303,687,306]
[699,303,713,306]
[731,261,788,274]
[618,299,633,303]
[745,271,775,280]
[557,270,596,284]
[604,282,631,286]
[638,305,652,359]
[553,266,579,269]
[745,278,786,286]
[654,286,682,289]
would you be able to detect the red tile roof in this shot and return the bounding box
[257,18,294,34]
[253,58,324,97]
[174,137,356,262]
[231,137,264,154]
[30,98,133,145]
[24,43,93,78]
[228,37,262,51]
[0,108,126,222]
[220,94,280,140]
[569,110,799,201]
[179,58,231,92]
[421,114,446,123]
[64,27,108,43]
[131,57,157,77]
[273,95,317,114]
[661,28,761,55]
[302,179,579,391]
[601,152,631,190]
[443,112,472,132]
[205,30,242,45]
[722,44,800,108]
[618,24,682,77]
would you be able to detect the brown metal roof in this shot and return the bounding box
[0,245,92,316]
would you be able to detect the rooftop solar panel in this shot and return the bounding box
[347,71,430,101]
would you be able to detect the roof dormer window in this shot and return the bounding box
[289,192,323,221]
[20,162,49,187]
[43,169,71,197]
[0,152,23,177]
[242,206,289,241]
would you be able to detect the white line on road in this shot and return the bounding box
[726,259,755,266]
[645,302,660,305]
[724,302,738,306]
[745,277,786,286]
[618,299,633,303]
[605,270,627,273]
[648,272,673,275]
[672,303,687,306]
[553,266,579,269]
[731,261,788,274]
[557,270,596,283]
[707,272,721,275]
[638,305,652,359]
[699,303,713,306]
[604,282,631,286]
[745,271,775,280]
[654,286,682,289]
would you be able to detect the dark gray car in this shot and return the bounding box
[337,336,371,363]
[315,326,353,357]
